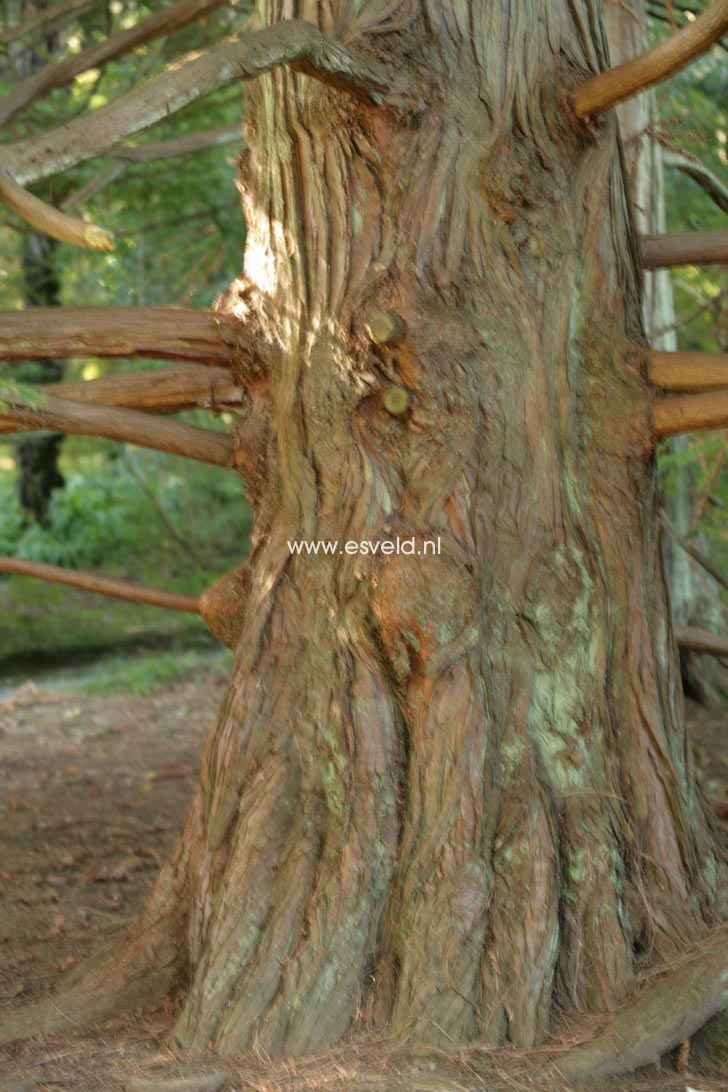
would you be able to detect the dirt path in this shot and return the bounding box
[0,671,726,1090]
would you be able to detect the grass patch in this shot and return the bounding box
[0,575,212,670]
[62,646,233,698]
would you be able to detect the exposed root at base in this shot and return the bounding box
[552,926,728,1079]
[0,930,183,1046]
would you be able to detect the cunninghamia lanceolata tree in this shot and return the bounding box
[1,0,728,1081]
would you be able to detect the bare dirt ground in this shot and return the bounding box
[0,669,726,1091]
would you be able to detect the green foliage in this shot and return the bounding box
[0,375,46,410]
[0,448,251,577]
[0,1,254,643]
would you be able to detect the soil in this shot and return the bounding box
[0,669,726,1090]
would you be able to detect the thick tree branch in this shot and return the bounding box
[675,624,728,656]
[664,150,728,213]
[0,306,241,367]
[0,556,200,613]
[0,173,114,251]
[654,389,728,435]
[0,367,243,433]
[572,0,728,117]
[3,20,397,187]
[641,229,728,268]
[0,0,233,127]
[0,392,235,466]
[649,350,728,390]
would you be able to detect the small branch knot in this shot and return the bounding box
[383,385,411,416]
[366,310,407,347]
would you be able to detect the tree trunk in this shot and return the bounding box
[13,12,66,524]
[7,0,727,1060]
[16,233,65,524]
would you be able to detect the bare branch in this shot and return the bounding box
[648,288,724,340]
[0,0,100,47]
[0,306,241,367]
[60,163,126,212]
[661,511,728,592]
[0,0,234,127]
[648,350,728,390]
[60,126,242,211]
[675,624,728,657]
[664,150,728,213]
[0,392,235,466]
[3,20,397,187]
[641,229,728,268]
[0,173,114,251]
[653,388,728,435]
[110,124,242,164]
[0,555,201,613]
[0,366,243,433]
[572,0,728,117]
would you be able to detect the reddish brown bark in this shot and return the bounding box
[0,366,244,432]
[1,0,726,1071]
[0,392,235,466]
[0,307,242,367]
[641,228,728,268]
[649,351,728,390]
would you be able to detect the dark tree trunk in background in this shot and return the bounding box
[5,0,726,1061]
[16,232,65,523]
[13,5,66,523]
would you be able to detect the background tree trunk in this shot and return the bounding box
[8,0,726,1059]
[16,232,65,523]
[13,7,66,523]
[605,0,728,704]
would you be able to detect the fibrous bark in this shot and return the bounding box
[2,0,726,1069]
[554,926,728,1078]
